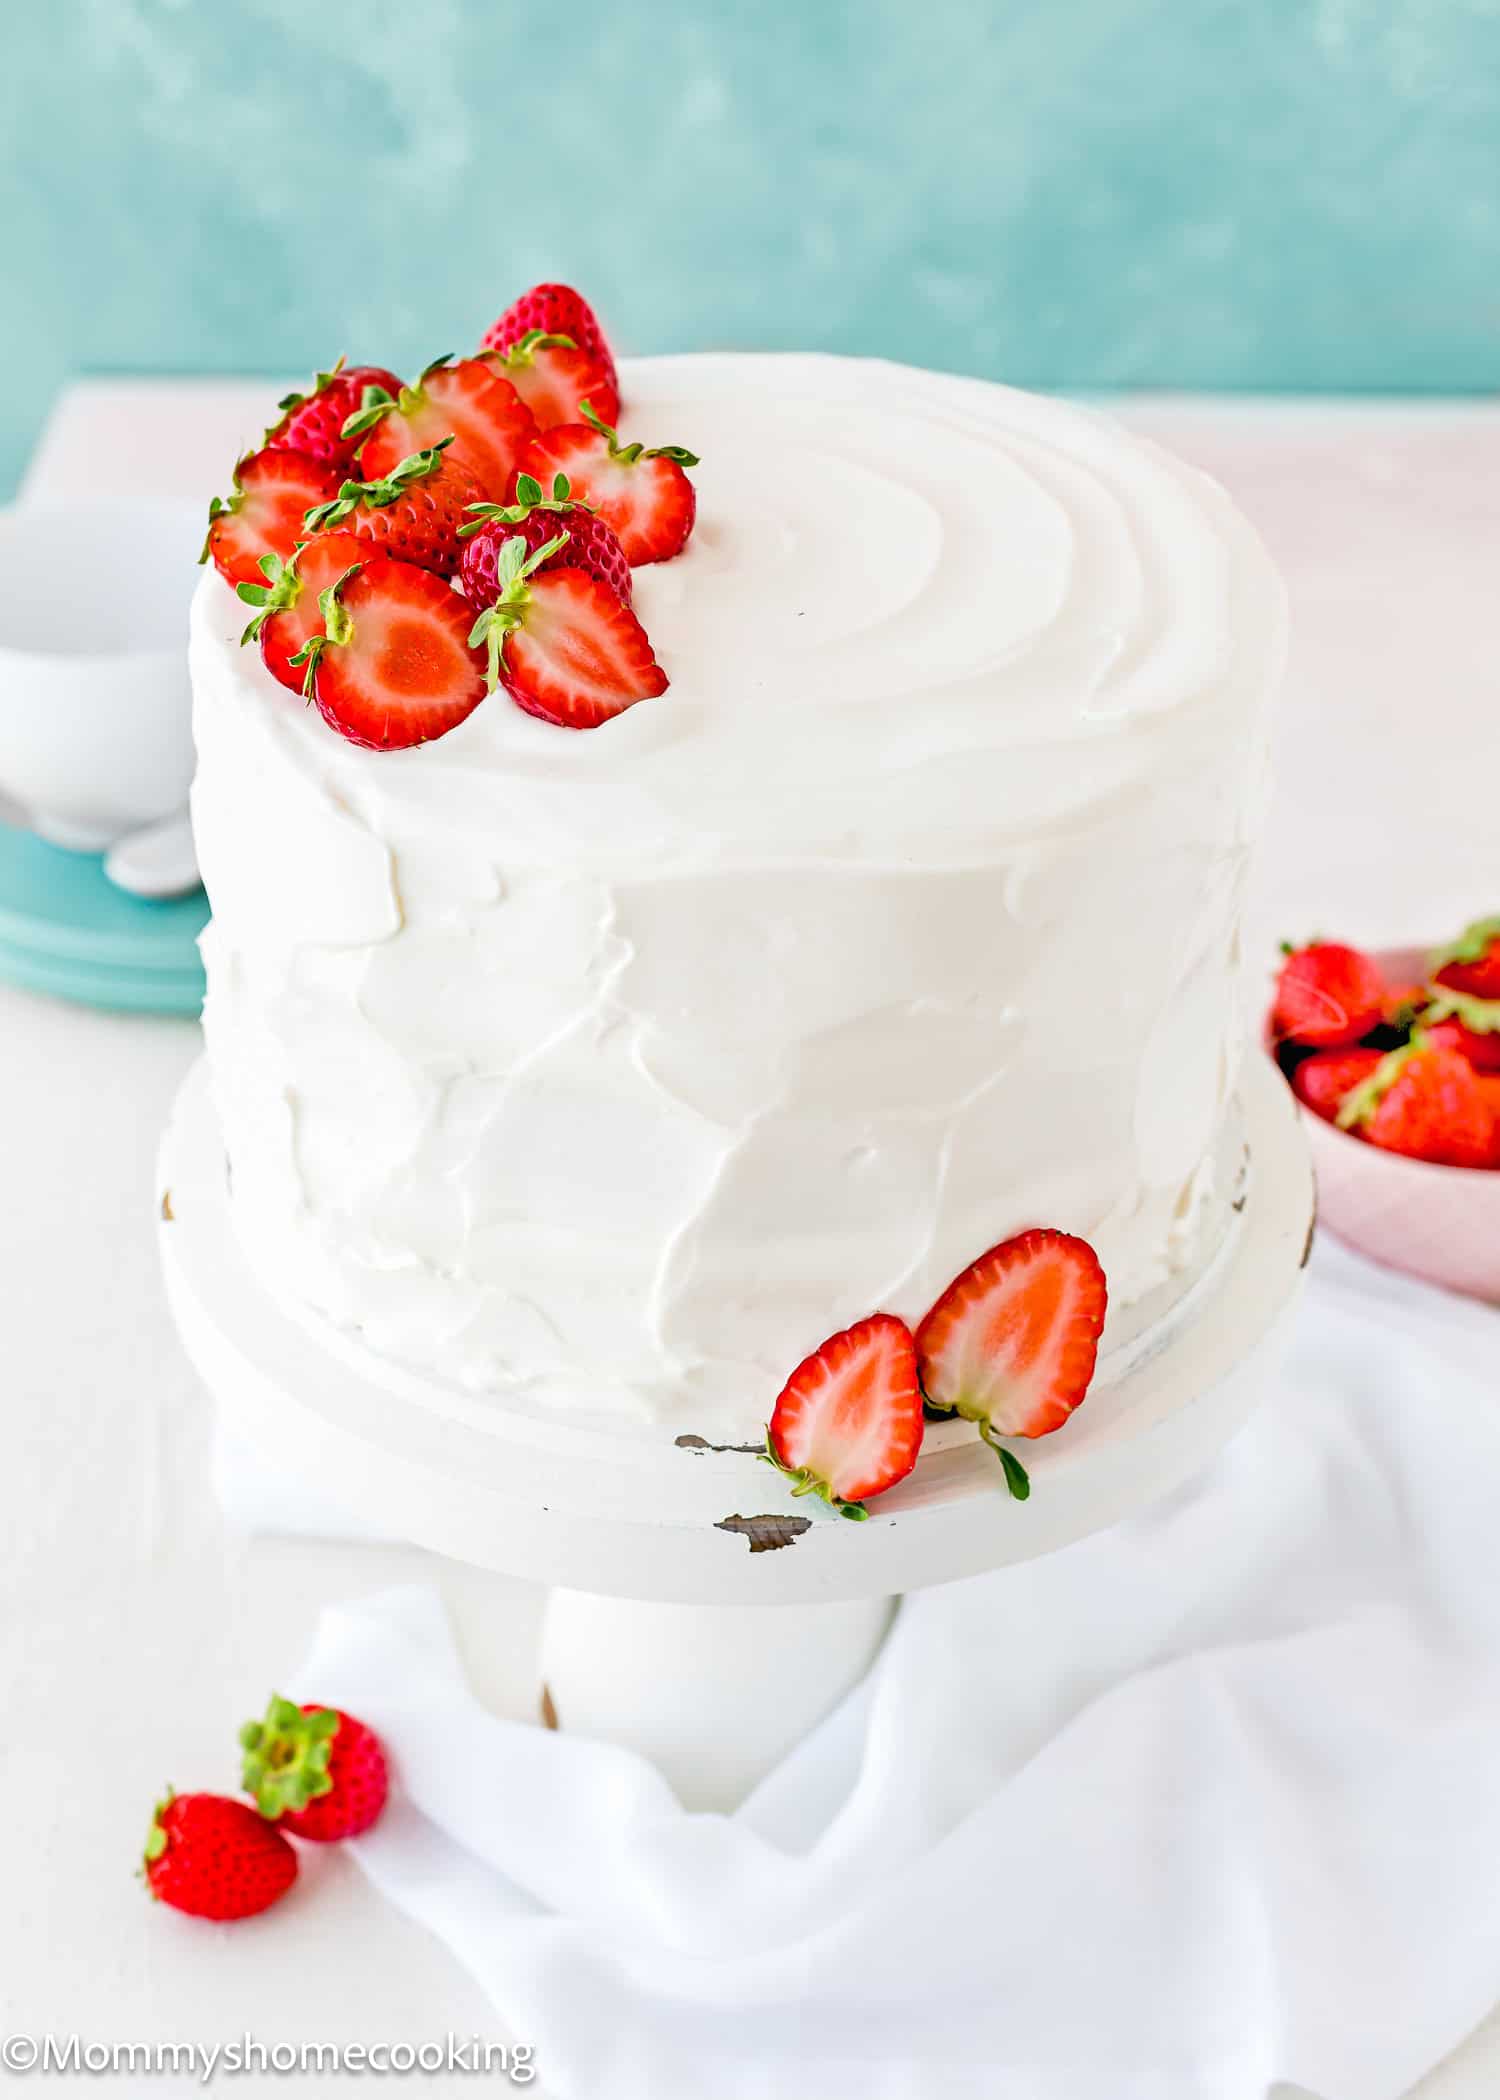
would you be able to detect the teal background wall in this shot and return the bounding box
[4,0,1499,497]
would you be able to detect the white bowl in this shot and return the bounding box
[0,501,202,853]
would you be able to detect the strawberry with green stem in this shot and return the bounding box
[916,1229,1109,1501]
[1336,1033,1494,1166]
[459,472,632,610]
[467,533,667,731]
[1432,918,1500,1002]
[760,1313,925,1520]
[343,355,535,500]
[264,357,403,471]
[481,282,618,399]
[241,1695,389,1842]
[303,440,484,578]
[295,555,489,751]
[201,447,340,589]
[511,403,698,565]
[142,1789,298,1921]
[480,329,620,431]
[235,530,366,695]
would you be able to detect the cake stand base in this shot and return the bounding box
[158,1054,1313,1809]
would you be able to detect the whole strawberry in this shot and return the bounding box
[459,472,632,611]
[1291,1048,1383,1124]
[265,359,403,471]
[1272,940,1386,1050]
[143,1789,298,1921]
[482,282,618,400]
[303,440,484,578]
[241,1695,389,1841]
[1432,918,1500,1002]
[1338,1038,1495,1167]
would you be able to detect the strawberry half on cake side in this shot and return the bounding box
[916,1229,1109,1501]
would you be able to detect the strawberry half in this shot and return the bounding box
[1432,917,1500,1002]
[512,404,698,565]
[1271,940,1386,1050]
[459,473,632,610]
[241,1695,389,1843]
[482,282,618,399]
[143,1789,297,1922]
[303,556,489,751]
[916,1229,1108,1501]
[201,447,340,589]
[480,330,620,432]
[235,530,367,694]
[760,1313,924,1520]
[1337,1036,1495,1167]
[346,355,535,500]
[264,358,403,471]
[302,441,484,578]
[467,534,667,731]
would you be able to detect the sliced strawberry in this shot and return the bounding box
[467,535,667,731]
[234,530,367,694]
[264,359,402,471]
[760,1313,923,1519]
[1432,917,1500,1001]
[303,441,484,578]
[1271,940,1386,1050]
[481,282,618,399]
[459,473,632,610]
[201,448,340,589]
[916,1229,1108,1500]
[480,331,620,432]
[1337,1036,1494,1167]
[1291,1048,1384,1124]
[347,356,535,500]
[512,405,698,565]
[304,556,489,751]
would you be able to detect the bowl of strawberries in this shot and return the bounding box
[1268,917,1500,1303]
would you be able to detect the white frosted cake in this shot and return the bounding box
[190,352,1284,1442]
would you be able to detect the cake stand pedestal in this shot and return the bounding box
[157,1053,1313,1810]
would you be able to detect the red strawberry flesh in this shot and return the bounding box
[309,556,489,750]
[511,410,698,566]
[203,448,340,590]
[763,1312,924,1516]
[916,1228,1108,1451]
[239,530,366,695]
[354,358,536,501]
[482,282,618,397]
[1433,919,1500,1001]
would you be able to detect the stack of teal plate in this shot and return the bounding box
[0,820,207,1015]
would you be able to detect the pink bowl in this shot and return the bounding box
[1269,946,1500,1306]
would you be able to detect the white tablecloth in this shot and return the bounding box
[2,387,1499,2096]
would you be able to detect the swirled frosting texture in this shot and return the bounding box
[191,354,1284,1437]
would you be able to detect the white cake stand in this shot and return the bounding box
[158,1053,1313,1808]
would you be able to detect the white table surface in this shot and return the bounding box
[3,381,1498,2098]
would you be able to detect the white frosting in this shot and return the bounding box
[191,353,1284,1439]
